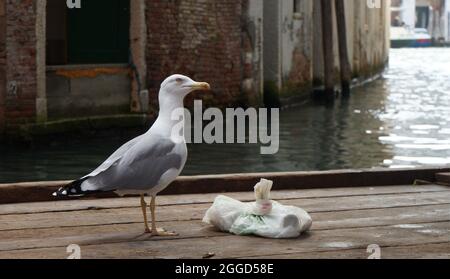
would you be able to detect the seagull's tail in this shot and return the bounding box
[52,178,101,198]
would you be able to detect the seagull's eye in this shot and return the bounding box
[175,78,183,83]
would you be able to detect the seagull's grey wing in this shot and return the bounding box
[81,134,185,192]
[82,135,144,179]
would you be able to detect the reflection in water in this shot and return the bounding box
[379,48,450,168]
[0,48,449,183]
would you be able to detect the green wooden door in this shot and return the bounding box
[67,0,130,64]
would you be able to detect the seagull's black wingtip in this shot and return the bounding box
[53,178,89,198]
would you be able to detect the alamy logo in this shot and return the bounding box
[367,244,381,259]
[67,244,81,259]
[67,0,81,9]
[170,101,280,155]
[367,0,381,9]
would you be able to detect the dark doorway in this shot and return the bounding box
[416,7,429,29]
[46,0,130,65]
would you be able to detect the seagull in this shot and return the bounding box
[53,74,210,236]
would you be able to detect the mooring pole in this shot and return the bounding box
[335,0,352,97]
[320,0,335,100]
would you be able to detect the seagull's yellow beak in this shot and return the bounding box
[189,82,211,91]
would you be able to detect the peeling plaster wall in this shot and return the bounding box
[46,65,131,119]
[268,0,389,102]
[312,0,390,89]
[242,0,263,105]
[280,0,313,94]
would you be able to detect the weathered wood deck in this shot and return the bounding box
[1,183,449,259]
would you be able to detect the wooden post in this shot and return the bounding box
[335,0,352,96]
[320,0,335,100]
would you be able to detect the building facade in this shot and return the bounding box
[391,0,450,42]
[0,0,390,139]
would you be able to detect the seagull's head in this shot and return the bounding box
[160,74,210,98]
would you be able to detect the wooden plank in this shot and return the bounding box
[2,191,450,231]
[1,167,449,204]
[1,184,447,215]
[0,221,449,259]
[0,203,209,231]
[246,243,450,259]
[311,204,450,231]
[0,220,220,252]
[1,203,449,252]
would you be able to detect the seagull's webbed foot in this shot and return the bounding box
[142,227,177,236]
[151,228,178,237]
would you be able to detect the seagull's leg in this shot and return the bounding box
[150,195,178,237]
[140,195,151,233]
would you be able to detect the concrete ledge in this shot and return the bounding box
[0,167,449,204]
[7,114,150,142]
[46,63,128,72]
[436,173,450,185]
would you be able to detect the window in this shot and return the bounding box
[294,0,302,14]
[46,0,130,65]
[415,7,429,29]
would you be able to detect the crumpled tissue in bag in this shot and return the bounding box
[202,179,312,239]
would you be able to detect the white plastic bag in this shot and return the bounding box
[203,179,312,239]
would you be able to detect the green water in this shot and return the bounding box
[1,48,449,183]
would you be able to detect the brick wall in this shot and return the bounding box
[0,0,5,133]
[146,0,244,115]
[4,0,37,129]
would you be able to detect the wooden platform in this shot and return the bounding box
[1,183,449,259]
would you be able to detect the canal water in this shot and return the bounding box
[0,48,449,183]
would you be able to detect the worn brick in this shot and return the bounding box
[0,0,4,16]
[3,0,37,131]
[146,0,245,116]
